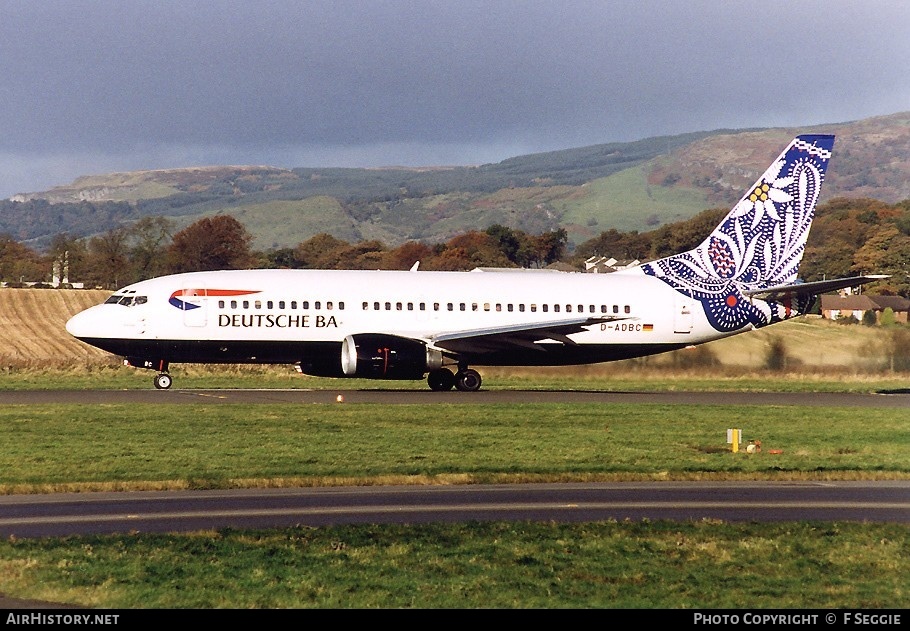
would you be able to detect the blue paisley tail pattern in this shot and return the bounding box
[640,134,835,333]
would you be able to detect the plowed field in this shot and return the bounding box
[0,288,112,367]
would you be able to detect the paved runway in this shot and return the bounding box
[4,388,910,407]
[2,480,908,539]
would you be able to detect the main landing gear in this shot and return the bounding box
[426,366,482,392]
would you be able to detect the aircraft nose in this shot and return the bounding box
[66,308,98,338]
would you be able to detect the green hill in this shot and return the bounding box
[4,112,909,251]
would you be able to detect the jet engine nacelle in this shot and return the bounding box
[341,334,443,380]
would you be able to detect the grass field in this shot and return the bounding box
[0,288,907,609]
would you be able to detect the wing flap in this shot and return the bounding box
[429,316,618,355]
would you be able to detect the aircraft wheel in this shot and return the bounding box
[427,368,456,391]
[154,373,173,390]
[454,369,482,392]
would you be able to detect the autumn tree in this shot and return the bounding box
[331,240,387,269]
[294,233,350,268]
[0,234,46,284]
[128,216,174,280]
[426,231,513,271]
[166,215,254,273]
[380,241,434,270]
[82,227,132,289]
[485,224,524,264]
[526,228,568,268]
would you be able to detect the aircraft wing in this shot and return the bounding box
[428,316,619,354]
[742,275,889,302]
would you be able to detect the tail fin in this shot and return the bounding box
[639,134,835,331]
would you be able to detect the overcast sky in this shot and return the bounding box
[1,0,908,199]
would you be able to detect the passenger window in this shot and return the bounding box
[447,303,453,311]
[625,305,631,314]
[519,304,525,312]
[267,301,274,309]
[374,302,380,311]
[254,300,262,309]
[339,302,344,310]
[433,302,440,311]
[278,301,285,309]
[396,302,403,311]
[363,302,369,310]
[566,305,572,312]
[472,303,478,311]
[554,304,560,312]
[385,302,391,310]
[507,304,513,312]
[460,303,466,311]
[243,301,250,309]
[327,302,333,310]
[231,300,237,309]
[407,303,414,311]
[315,301,321,310]
[542,304,548,312]
[218,300,225,309]
[303,301,310,309]
[291,301,297,309]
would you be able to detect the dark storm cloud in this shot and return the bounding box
[1,0,908,197]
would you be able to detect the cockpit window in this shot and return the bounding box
[104,294,147,306]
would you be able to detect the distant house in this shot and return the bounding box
[820,294,910,324]
[585,256,641,273]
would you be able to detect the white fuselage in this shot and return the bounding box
[66,267,746,370]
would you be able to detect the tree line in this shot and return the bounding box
[4,196,910,298]
[2,216,570,289]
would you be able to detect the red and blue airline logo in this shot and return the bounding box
[169,288,260,311]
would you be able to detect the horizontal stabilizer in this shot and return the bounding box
[743,275,889,302]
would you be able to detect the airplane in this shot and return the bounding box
[66,133,885,391]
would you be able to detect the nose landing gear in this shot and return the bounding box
[153,372,172,390]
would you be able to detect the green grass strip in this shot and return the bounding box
[1,403,907,491]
